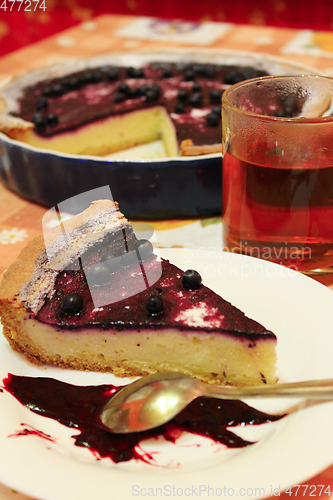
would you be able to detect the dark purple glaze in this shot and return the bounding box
[36,256,275,341]
[2,374,284,464]
[14,62,268,147]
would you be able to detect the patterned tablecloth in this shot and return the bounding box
[0,14,333,500]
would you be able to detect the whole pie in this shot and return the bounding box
[0,52,277,158]
[0,200,277,386]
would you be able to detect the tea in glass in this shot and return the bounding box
[222,75,333,274]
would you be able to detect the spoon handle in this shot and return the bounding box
[204,379,333,400]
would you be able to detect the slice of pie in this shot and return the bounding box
[0,200,277,386]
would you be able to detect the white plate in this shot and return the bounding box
[1,250,333,500]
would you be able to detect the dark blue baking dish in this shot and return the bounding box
[0,133,222,219]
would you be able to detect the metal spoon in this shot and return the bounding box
[100,371,333,433]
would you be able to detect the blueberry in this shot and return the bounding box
[189,92,202,107]
[184,69,195,81]
[42,86,52,97]
[77,74,87,86]
[145,295,164,315]
[181,269,202,290]
[224,71,243,85]
[51,84,64,96]
[176,63,187,72]
[206,112,219,127]
[223,71,237,85]
[211,105,222,118]
[241,69,263,81]
[119,248,138,267]
[145,89,156,102]
[101,252,117,263]
[162,68,173,78]
[192,64,206,76]
[88,263,110,286]
[61,78,72,89]
[150,83,161,95]
[282,95,298,117]
[209,89,222,104]
[283,107,295,118]
[204,66,216,78]
[177,89,188,102]
[128,87,140,99]
[145,84,160,103]
[36,96,48,111]
[193,64,214,77]
[134,68,145,78]
[81,72,94,84]
[275,108,285,118]
[118,82,130,95]
[127,67,144,78]
[135,239,154,261]
[91,70,104,83]
[139,84,149,96]
[114,92,125,103]
[104,67,119,81]
[126,67,135,77]
[196,64,216,78]
[192,82,201,92]
[62,293,83,314]
[101,252,122,273]
[67,76,80,89]
[32,112,47,131]
[47,113,58,127]
[174,103,186,114]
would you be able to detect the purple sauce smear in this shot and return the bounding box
[2,374,284,464]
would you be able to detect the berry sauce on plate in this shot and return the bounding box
[2,374,284,464]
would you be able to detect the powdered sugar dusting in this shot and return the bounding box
[190,108,210,118]
[175,302,224,328]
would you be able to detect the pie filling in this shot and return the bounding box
[15,313,276,385]
[15,106,179,157]
[36,255,274,338]
[9,62,269,156]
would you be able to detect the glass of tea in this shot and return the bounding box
[222,75,333,274]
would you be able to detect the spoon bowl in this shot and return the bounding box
[100,372,333,433]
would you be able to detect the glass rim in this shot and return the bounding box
[222,74,333,123]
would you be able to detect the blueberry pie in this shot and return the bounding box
[0,52,271,158]
[0,200,277,386]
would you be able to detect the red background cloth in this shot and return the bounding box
[0,0,333,58]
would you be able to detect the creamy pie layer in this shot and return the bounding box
[13,106,178,157]
[3,312,277,386]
